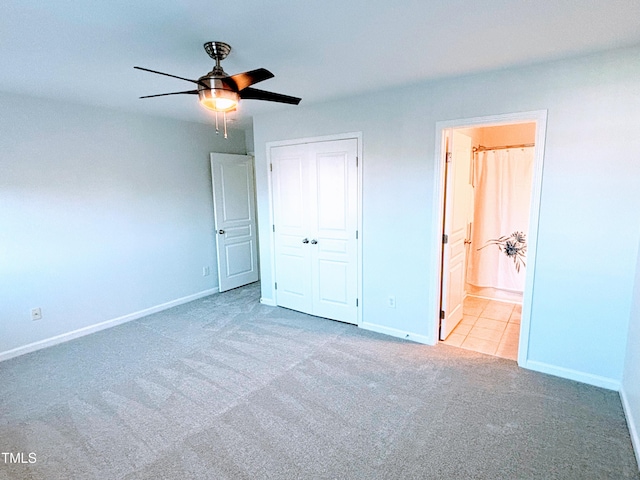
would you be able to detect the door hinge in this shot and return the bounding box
[270,163,273,172]
[356,298,359,307]
[446,152,452,163]
[275,282,278,290]
[356,230,359,239]
[272,225,275,233]
[442,234,448,244]
[356,156,359,167]
[440,310,445,320]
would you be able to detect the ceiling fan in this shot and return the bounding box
[135,41,301,137]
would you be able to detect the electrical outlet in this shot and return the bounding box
[31,308,42,321]
[203,266,210,276]
[387,296,396,308]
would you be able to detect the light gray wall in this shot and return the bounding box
[244,124,255,155]
[0,93,246,355]
[253,45,640,388]
[622,236,640,469]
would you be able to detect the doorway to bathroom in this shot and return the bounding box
[432,111,547,364]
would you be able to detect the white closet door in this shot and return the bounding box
[210,154,259,292]
[271,144,313,313]
[310,140,358,324]
[271,138,358,324]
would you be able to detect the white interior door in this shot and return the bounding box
[310,140,358,323]
[210,153,259,292]
[440,131,472,340]
[271,144,313,312]
[271,138,358,324]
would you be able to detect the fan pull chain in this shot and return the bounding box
[213,111,228,139]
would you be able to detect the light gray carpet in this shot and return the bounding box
[1,282,638,479]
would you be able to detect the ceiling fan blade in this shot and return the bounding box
[240,87,301,105]
[134,66,206,87]
[139,90,199,99]
[223,68,275,91]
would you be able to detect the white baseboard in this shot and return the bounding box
[359,322,435,345]
[0,287,219,363]
[522,359,621,391]
[260,297,276,306]
[620,386,640,471]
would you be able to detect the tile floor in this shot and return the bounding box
[441,296,521,360]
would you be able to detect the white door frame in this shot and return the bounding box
[430,111,547,365]
[266,132,363,326]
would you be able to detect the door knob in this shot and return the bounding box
[310,239,318,244]
[464,239,471,245]
[302,238,309,244]
[218,229,225,234]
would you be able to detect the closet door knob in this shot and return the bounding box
[302,238,309,244]
[218,229,225,234]
[310,239,318,245]
[464,239,471,245]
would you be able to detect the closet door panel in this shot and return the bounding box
[310,140,358,324]
[316,152,347,230]
[271,138,358,324]
[272,146,313,313]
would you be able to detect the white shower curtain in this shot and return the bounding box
[467,147,534,293]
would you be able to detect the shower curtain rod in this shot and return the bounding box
[473,143,534,152]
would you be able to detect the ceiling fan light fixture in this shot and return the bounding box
[198,88,239,112]
[135,40,301,140]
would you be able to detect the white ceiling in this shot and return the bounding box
[2,0,640,129]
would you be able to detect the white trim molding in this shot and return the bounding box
[260,297,277,307]
[360,322,434,346]
[620,386,640,470]
[523,359,620,391]
[0,287,219,363]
